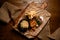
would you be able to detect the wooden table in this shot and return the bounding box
[0,0,60,40]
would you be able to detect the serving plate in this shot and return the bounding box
[12,3,51,39]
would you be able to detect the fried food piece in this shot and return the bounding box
[30,19,37,28]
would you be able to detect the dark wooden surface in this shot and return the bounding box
[47,0,60,33]
[0,0,60,40]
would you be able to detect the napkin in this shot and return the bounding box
[0,2,28,23]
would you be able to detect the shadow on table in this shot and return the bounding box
[0,20,8,25]
[11,29,35,40]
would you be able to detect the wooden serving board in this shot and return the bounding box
[12,2,51,39]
